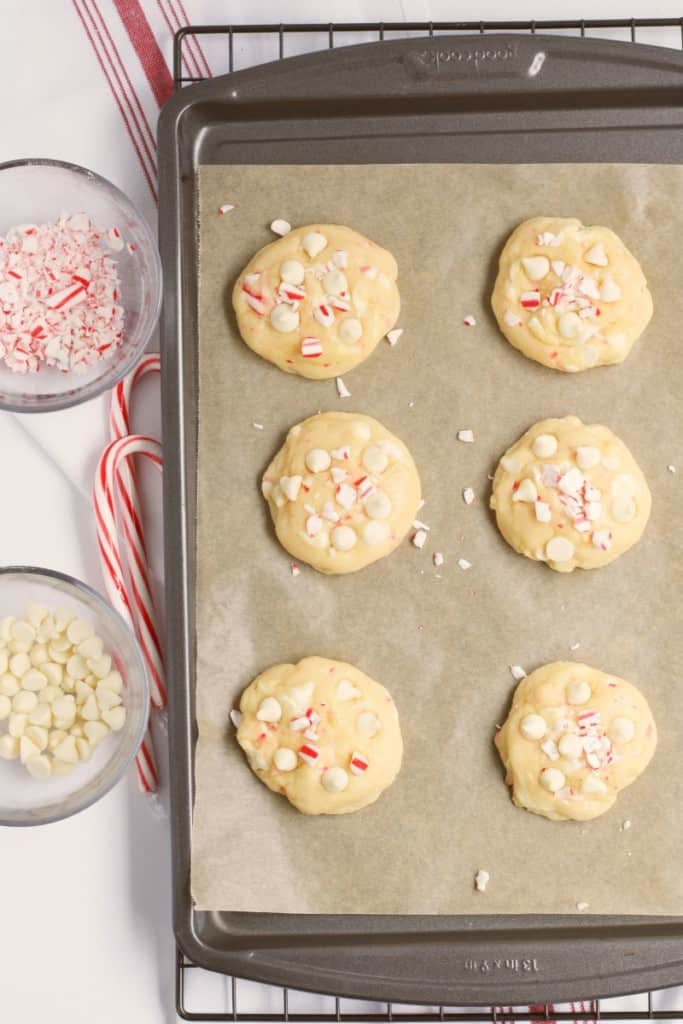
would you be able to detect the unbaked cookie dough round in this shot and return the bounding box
[233,224,400,379]
[495,661,657,822]
[490,416,651,573]
[261,411,422,574]
[235,656,403,815]
[491,217,653,372]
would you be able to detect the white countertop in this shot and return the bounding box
[3,2,683,1022]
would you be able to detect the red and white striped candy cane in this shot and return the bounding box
[109,355,166,710]
[94,432,163,794]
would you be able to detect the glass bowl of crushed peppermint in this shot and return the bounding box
[0,159,161,412]
[0,567,149,825]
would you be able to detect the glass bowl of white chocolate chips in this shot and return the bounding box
[0,567,149,825]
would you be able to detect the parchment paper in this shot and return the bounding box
[192,164,683,915]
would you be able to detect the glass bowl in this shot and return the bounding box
[0,567,149,826]
[0,159,161,412]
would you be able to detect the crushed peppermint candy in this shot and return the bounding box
[253,422,265,431]
[463,314,477,327]
[433,551,444,568]
[386,328,403,346]
[412,519,430,531]
[621,819,632,831]
[509,665,527,681]
[218,204,235,215]
[576,901,590,912]
[412,529,428,550]
[457,429,475,444]
[668,464,677,474]
[462,487,475,505]
[457,558,472,571]
[290,563,301,577]
[570,641,581,651]
[474,869,490,893]
[0,214,126,373]
[336,376,351,398]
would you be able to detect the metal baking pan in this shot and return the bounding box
[158,31,683,1005]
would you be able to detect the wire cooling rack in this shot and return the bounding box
[172,17,683,1023]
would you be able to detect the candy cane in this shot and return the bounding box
[109,356,166,709]
[94,432,163,793]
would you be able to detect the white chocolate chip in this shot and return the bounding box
[270,303,300,333]
[362,445,389,474]
[76,738,92,762]
[256,697,282,723]
[322,269,347,296]
[609,716,635,744]
[21,668,47,692]
[558,734,583,759]
[540,767,566,792]
[28,703,51,728]
[322,766,349,793]
[0,694,10,720]
[611,497,636,523]
[80,694,100,721]
[338,318,362,343]
[566,680,592,705]
[279,475,302,501]
[98,672,122,694]
[522,256,550,281]
[0,674,18,697]
[76,636,103,660]
[12,621,35,648]
[19,735,40,763]
[53,735,78,764]
[306,515,323,538]
[305,448,331,473]
[336,679,361,701]
[26,754,51,779]
[520,714,547,740]
[274,747,297,772]
[270,218,291,236]
[280,258,305,285]
[513,478,537,503]
[599,277,621,302]
[331,525,357,551]
[576,446,601,470]
[102,706,126,731]
[12,690,37,714]
[501,455,521,474]
[357,711,381,737]
[66,619,94,645]
[364,491,392,520]
[584,242,608,267]
[52,695,76,722]
[84,720,109,746]
[42,662,63,687]
[0,734,19,759]
[66,654,89,680]
[558,312,582,340]
[363,521,390,545]
[532,434,558,458]
[581,775,607,795]
[9,652,30,677]
[302,231,327,258]
[25,725,48,752]
[545,536,575,563]
[96,687,122,713]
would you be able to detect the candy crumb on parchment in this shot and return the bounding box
[252,422,264,431]
[457,429,475,444]
[474,869,490,892]
[462,487,475,505]
[620,819,632,832]
[569,642,581,651]
[433,552,444,568]
[668,465,677,474]
[386,328,403,346]
[218,204,234,215]
[290,564,301,578]
[229,709,242,728]
[412,529,427,550]
[463,315,477,327]
[576,901,590,912]
[412,519,430,531]
[336,377,351,399]
[457,558,472,571]
[509,665,527,681]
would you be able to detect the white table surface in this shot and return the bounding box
[3,2,683,1022]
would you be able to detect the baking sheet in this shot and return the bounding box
[192,163,683,916]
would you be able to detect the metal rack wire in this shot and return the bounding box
[172,17,683,1022]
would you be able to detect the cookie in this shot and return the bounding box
[491,217,653,372]
[490,416,651,572]
[496,661,657,822]
[233,224,400,379]
[235,656,403,815]
[261,411,422,574]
